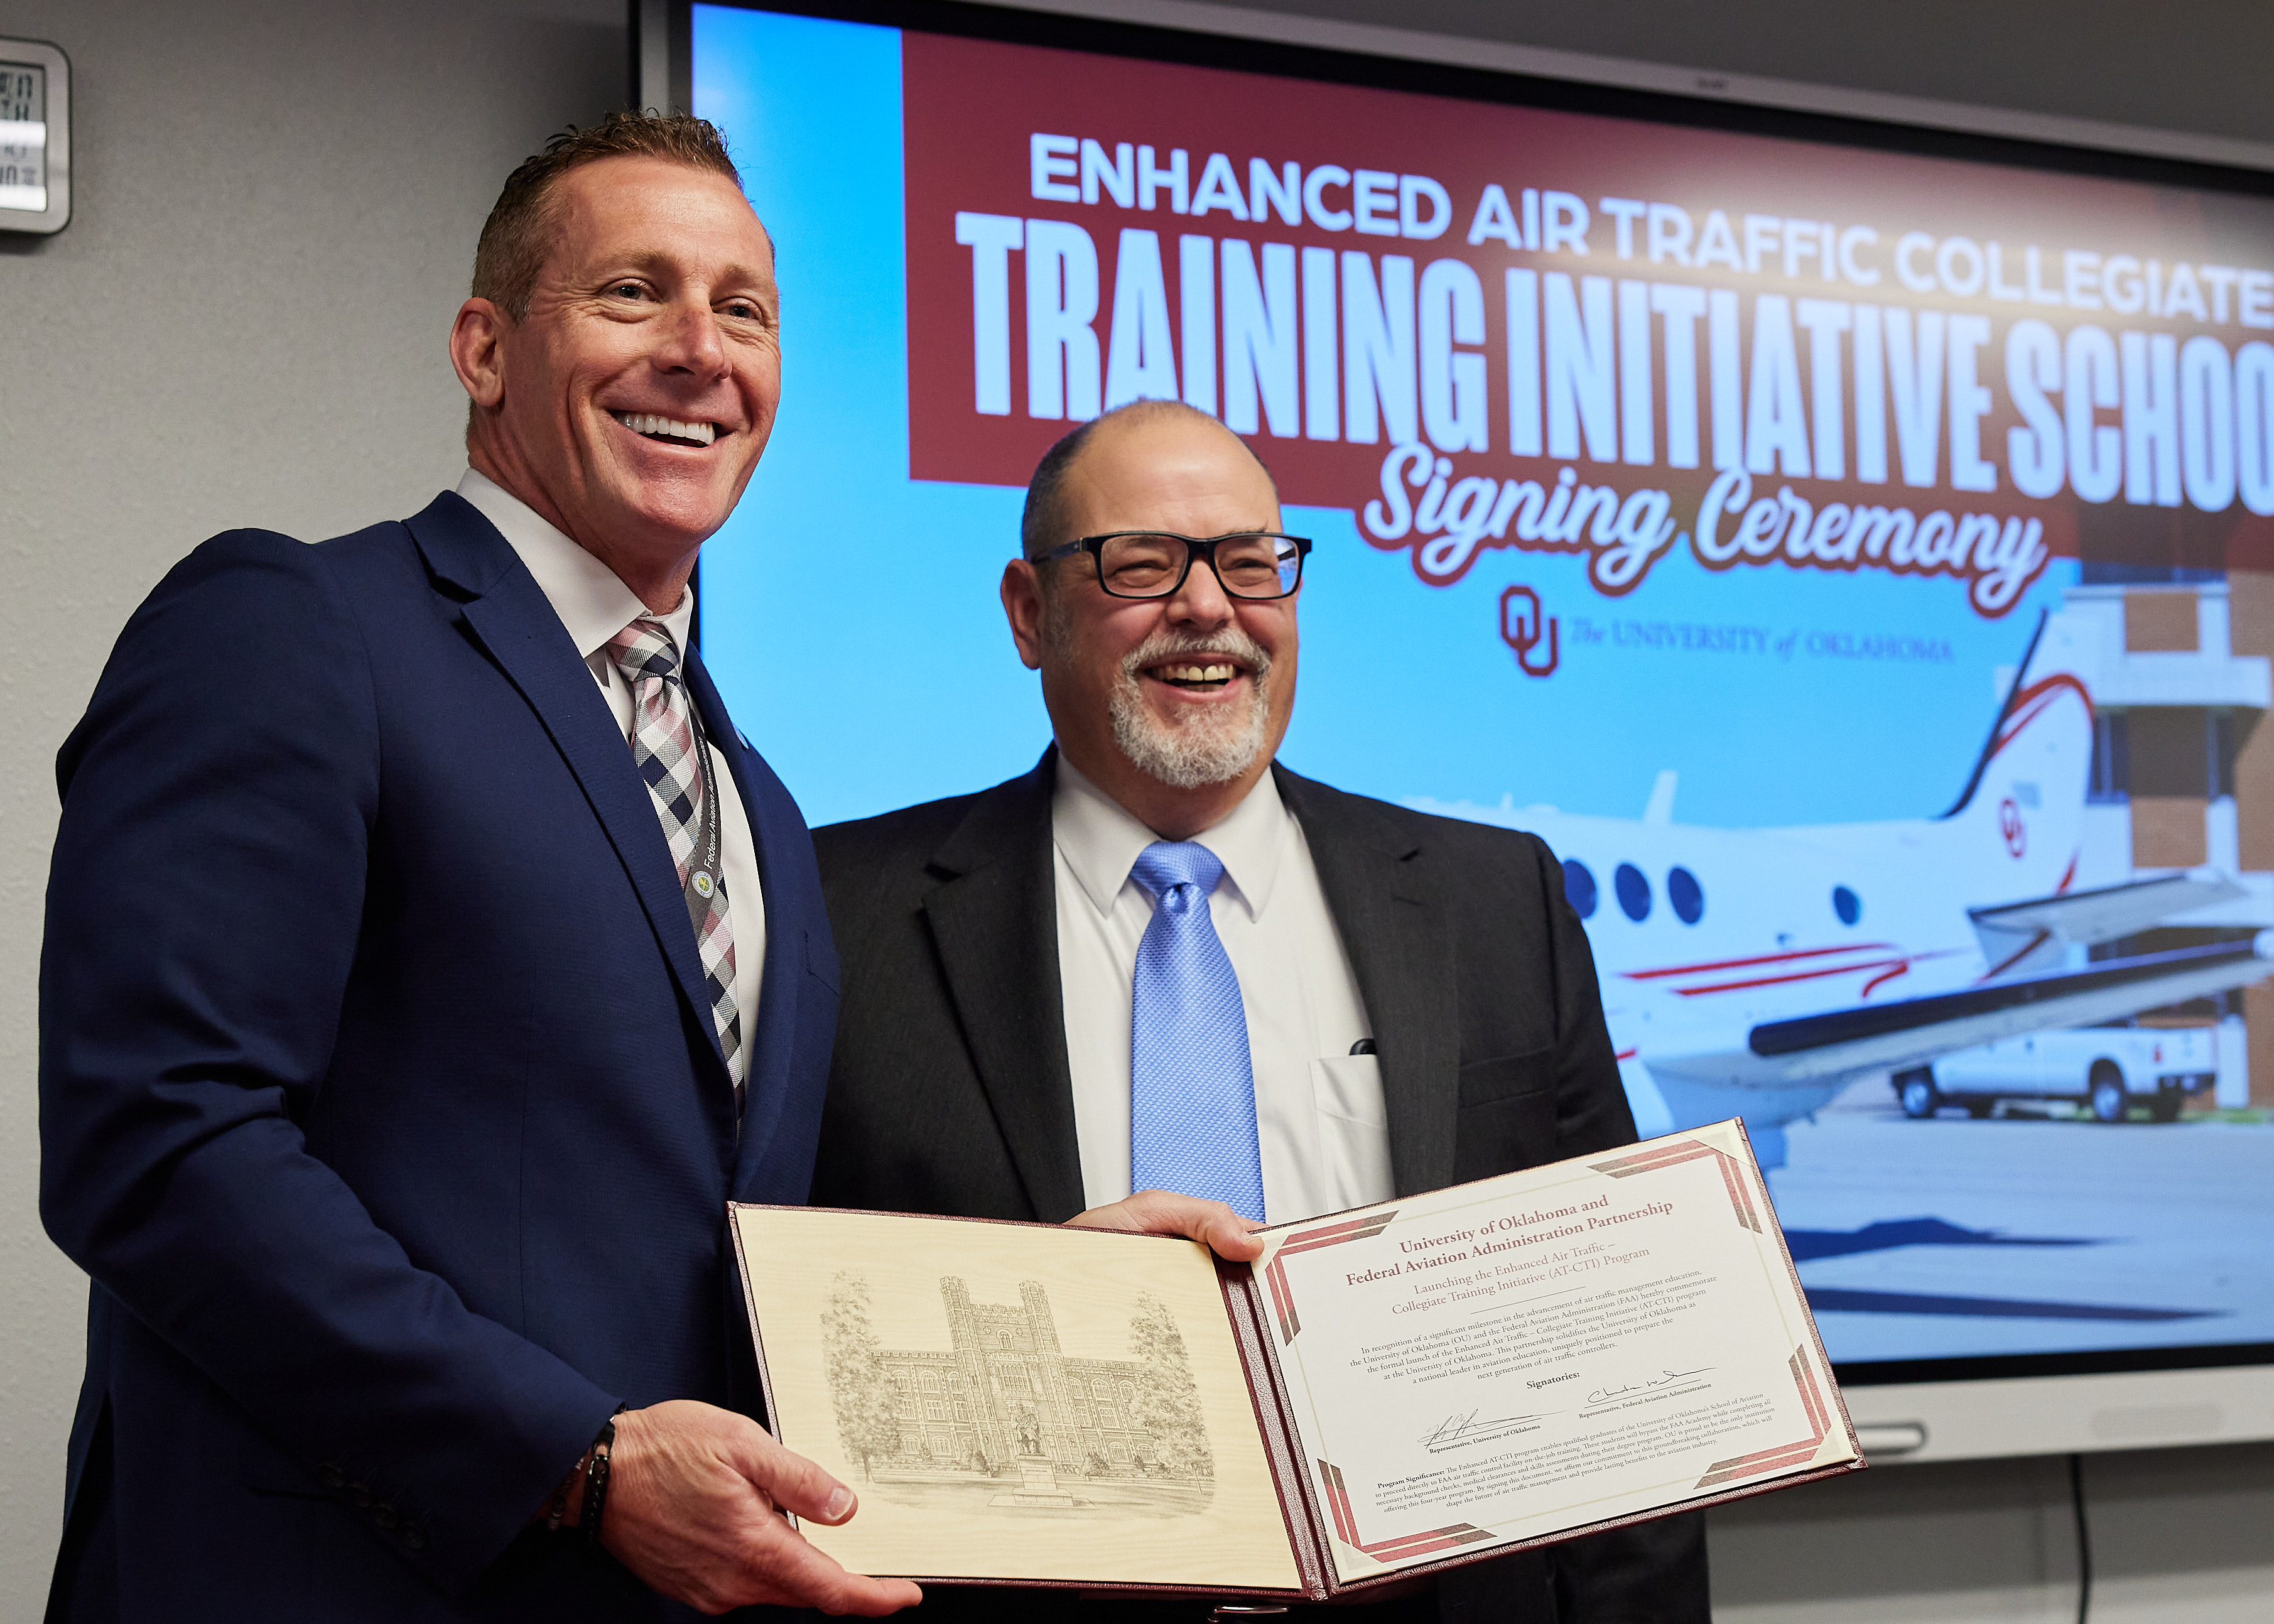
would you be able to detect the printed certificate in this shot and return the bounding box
[1247,1116,1858,1586]
[730,1120,1859,1598]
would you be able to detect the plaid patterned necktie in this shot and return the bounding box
[605,618,743,1102]
[1127,840,1265,1221]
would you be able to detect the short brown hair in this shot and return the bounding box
[472,112,742,320]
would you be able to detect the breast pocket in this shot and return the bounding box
[804,929,840,993]
[1453,1047,1556,1184]
[1308,1054,1394,1213]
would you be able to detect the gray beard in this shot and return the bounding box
[1103,626,1275,789]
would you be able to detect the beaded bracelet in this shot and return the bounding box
[580,1413,621,1546]
[546,1407,627,1537]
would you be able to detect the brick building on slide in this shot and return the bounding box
[2062,570,2274,1107]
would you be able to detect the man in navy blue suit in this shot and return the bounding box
[37,115,928,1621]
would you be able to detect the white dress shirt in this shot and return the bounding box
[1053,758,1393,1223]
[456,467,764,1080]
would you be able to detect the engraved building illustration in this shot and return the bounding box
[874,1278,1166,1476]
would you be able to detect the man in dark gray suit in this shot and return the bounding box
[809,399,1709,1623]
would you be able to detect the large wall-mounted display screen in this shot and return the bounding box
[682,0,2274,1388]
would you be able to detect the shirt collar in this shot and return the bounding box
[455,467,695,660]
[1051,755,1291,924]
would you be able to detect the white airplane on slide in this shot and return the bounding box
[1413,610,2274,1167]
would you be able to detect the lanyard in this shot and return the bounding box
[677,677,725,929]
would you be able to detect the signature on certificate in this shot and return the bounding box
[1587,1367,1714,1405]
[1419,1409,1553,1453]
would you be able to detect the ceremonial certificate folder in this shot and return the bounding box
[728,1119,1861,1597]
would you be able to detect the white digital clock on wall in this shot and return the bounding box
[0,38,68,235]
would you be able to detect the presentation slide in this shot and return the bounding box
[688,2,2274,1375]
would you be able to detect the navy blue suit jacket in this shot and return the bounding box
[39,493,837,1620]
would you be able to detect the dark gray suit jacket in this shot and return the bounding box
[809,754,1709,1624]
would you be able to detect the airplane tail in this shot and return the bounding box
[1937,609,2094,905]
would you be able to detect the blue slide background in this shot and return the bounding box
[683,8,2274,1375]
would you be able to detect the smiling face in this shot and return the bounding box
[1002,408,1297,840]
[450,154,780,608]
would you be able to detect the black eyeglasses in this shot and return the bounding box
[1031,531,1313,600]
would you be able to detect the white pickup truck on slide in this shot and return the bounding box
[1893,1024,2220,1123]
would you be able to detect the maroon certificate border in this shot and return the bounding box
[1696,1347,1836,1488]
[1261,1208,1397,1344]
[1314,1457,1498,1561]
[1589,1136,1763,1232]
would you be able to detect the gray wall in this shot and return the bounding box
[2,0,2268,1615]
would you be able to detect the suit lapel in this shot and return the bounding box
[1276,766,1460,1197]
[920,755,1088,1221]
[405,496,732,1092]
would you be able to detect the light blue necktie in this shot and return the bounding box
[1128,841,1265,1222]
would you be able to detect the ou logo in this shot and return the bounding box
[1999,798,2027,858]
[1498,585,1559,678]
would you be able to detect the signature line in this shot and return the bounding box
[1421,1410,1554,1452]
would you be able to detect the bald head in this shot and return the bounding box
[1019,401,1279,563]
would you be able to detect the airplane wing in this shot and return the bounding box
[1968,871,2247,975]
[1648,936,2274,1088]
